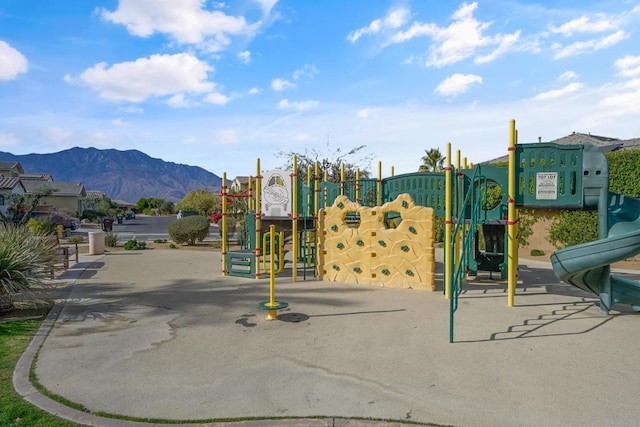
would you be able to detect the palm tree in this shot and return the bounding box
[419,148,445,172]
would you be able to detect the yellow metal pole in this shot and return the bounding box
[222,172,228,276]
[377,161,382,206]
[255,158,262,279]
[340,164,345,195]
[507,119,518,307]
[391,166,395,177]
[292,155,299,283]
[323,170,329,208]
[267,224,277,319]
[445,143,452,299]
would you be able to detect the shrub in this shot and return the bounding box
[26,217,56,236]
[530,249,545,256]
[124,239,146,250]
[168,215,210,245]
[104,232,118,247]
[153,239,167,243]
[67,236,85,244]
[0,225,57,311]
[169,243,178,249]
[548,210,598,249]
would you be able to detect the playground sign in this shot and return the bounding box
[262,169,292,218]
[536,172,557,200]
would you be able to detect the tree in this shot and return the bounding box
[0,187,54,226]
[419,148,445,172]
[176,189,219,216]
[276,141,374,183]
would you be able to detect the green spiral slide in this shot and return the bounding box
[551,193,640,313]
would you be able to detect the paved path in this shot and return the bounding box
[13,250,640,426]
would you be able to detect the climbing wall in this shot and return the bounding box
[318,194,436,290]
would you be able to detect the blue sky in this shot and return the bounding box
[1,0,639,179]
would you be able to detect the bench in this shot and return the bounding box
[43,235,79,278]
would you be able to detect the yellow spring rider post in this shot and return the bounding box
[257,225,288,320]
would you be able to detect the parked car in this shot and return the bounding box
[125,211,136,220]
[30,211,81,230]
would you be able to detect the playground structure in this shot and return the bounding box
[220,119,640,329]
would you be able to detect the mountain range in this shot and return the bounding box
[0,147,223,203]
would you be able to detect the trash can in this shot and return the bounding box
[88,231,105,255]
[116,215,123,224]
[102,218,114,232]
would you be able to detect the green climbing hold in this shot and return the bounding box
[401,245,409,252]
[381,269,390,275]
[405,269,414,276]
[337,202,344,209]
[357,239,364,246]
[331,224,338,231]
[378,240,387,247]
[333,265,340,271]
[408,226,417,234]
[337,243,344,249]
[353,267,362,273]
[402,200,408,208]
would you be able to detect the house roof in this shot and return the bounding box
[0,176,25,190]
[0,161,25,175]
[85,190,107,199]
[233,176,250,184]
[486,132,640,164]
[21,180,87,197]
[19,173,54,181]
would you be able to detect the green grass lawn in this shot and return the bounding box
[0,318,78,427]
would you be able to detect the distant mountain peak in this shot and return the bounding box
[0,147,222,203]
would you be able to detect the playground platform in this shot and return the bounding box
[14,249,640,427]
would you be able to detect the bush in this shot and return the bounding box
[530,249,545,256]
[26,217,56,236]
[0,225,57,311]
[104,232,118,247]
[67,236,84,244]
[124,239,146,250]
[548,210,598,249]
[168,215,210,245]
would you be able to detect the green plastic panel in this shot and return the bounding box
[383,172,447,216]
[515,142,583,208]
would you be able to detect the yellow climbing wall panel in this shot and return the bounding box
[318,194,436,290]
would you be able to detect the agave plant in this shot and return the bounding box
[0,225,57,312]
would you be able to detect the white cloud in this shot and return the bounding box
[40,127,72,142]
[347,7,410,43]
[615,55,640,77]
[278,99,318,111]
[0,131,18,147]
[532,82,584,101]
[247,87,262,95]
[216,128,239,144]
[271,78,295,91]
[238,50,251,64]
[293,133,316,143]
[580,79,640,126]
[0,41,28,81]
[99,0,267,53]
[119,105,144,114]
[255,0,278,16]
[357,108,377,118]
[548,14,618,36]
[203,91,231,105]
[292,64,319,80]
[553,30,627,59]
[558,71,579,81]
[435,73,482,97]
[167,93,194,108]
[77,53,214,102]
[390,2,520,67]
[112,118,128,127]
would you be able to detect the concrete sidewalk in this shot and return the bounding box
[14,249,640,426]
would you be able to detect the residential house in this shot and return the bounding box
[21,180,87,216]
[0,161,25,177]
[0,177,27,217]
[230,176,250,193]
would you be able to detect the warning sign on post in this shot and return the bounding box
[536,172,557,200]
